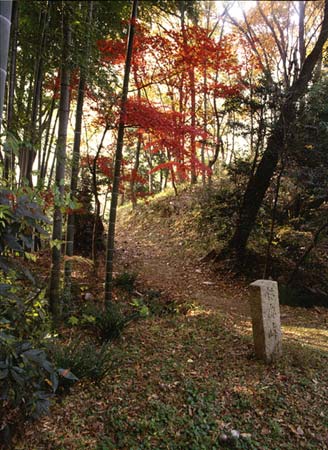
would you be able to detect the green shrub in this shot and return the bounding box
[94,303,138,342]
[0,188,78,445]
[141,289,192,316]
[144,289,163,315]
[0,333,55,415]
[130,298,150,317]
[66,300,138,340]
[0,283,49,341]
[50,340,112,383]
[0,332,76,445]
[113,272,137,294]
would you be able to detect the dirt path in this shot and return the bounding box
[116,207,328,350]
[116,213,250,319]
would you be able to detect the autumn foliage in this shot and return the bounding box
[92,21,244,199]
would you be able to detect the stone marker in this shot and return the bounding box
[249,280,282,362]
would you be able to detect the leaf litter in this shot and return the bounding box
[15,191,328,449]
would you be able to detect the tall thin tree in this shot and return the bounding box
[0,0,12,132]
[25,2,50,187]
[49,6,71,321]
[4,0,18,184]
[64,1,93,297]
[104,0,138,304]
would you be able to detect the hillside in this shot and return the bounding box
[15,188,328,450]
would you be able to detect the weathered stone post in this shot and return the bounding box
[249,280,282,363]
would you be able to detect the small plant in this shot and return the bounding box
[143,289,192,316]
[50,339,112,383]
[144,289,165,316]
[130,298,150,317]
[94,303,138,342]
[113,271,137,294]
[67,311,97,327]
[0,332,76,445]
[0,283,49,341]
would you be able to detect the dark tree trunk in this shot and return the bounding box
[201,67,207,186]
[49,9,71,321]
[65,0,93,294]
[64,72,86,293]
[225,0,328,262]
[104,0,138,305]
[299,1,306,67]
[227,116,282,260]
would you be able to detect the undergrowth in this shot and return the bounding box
[49,340,112,384]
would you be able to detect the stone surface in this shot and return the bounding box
[249,280,282,362]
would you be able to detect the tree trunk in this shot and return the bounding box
[131,130,141,208]
[209,77,223,181]
[190,67,197,184]
[49,9,71,321]
[26,3,49,187]
[0,0,12,131]
[45,109,59,188]
[299,1,306,67]
[201,67,207,186]
[104,0,138,305]
[91,124,108,272]
[130,88,142,208]
[39,95,55,184]
[225,0,328,262]
[64,0,93,295]
[64,73,86,294]
[4,0,18,185]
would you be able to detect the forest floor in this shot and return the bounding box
[17,189,328,450]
